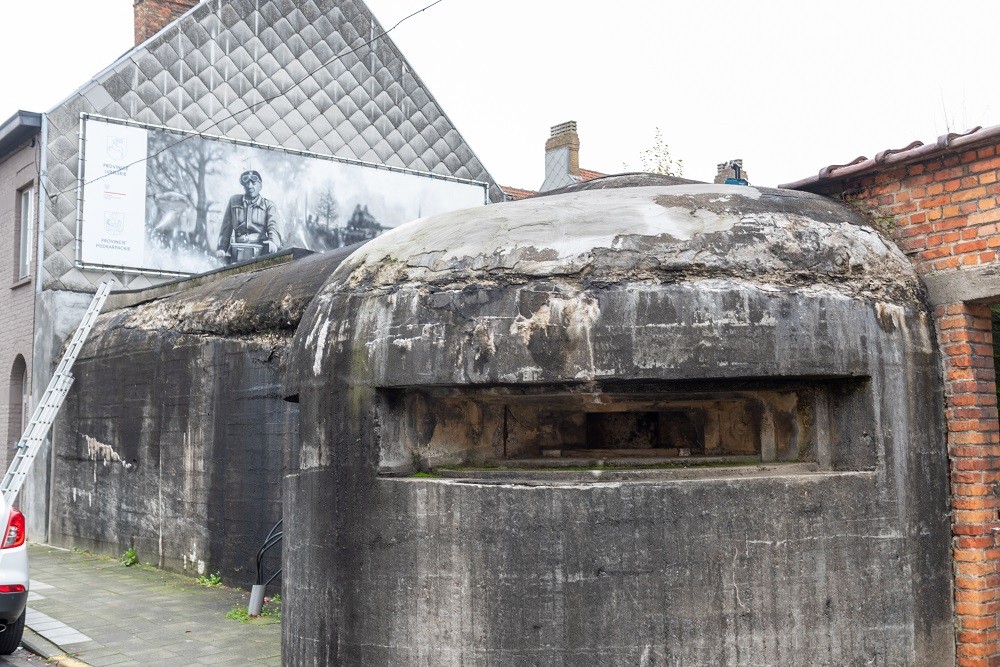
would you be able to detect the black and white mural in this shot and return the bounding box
[79,116,488,274]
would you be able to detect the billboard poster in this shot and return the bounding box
[79,121,149,267]
[78,116,488,274]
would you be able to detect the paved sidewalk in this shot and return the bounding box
[21,544,280,666]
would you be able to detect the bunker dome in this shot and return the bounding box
[285,184,953,666]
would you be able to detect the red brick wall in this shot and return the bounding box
[134,0,199,45]
[856,146,1000,275]
[836,143,1000,666]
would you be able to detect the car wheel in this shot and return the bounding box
[0,609,25,655]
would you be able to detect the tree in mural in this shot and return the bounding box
[308,184,341,250]
[316,186,339,230]
[146,135,226,252]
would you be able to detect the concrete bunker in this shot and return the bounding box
[285,183,953,665]
[49,247,357,585]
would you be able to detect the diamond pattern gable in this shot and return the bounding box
[43,0,499,290]
[294,125,321,151]
[256,52,282,79]
[371,138,393,163]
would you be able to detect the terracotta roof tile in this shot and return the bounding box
[576,168,605,181]
[780,124,1000,192]
[500,168,603,201]
[500,185,537,201]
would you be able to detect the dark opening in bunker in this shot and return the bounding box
[375,378,863,474]
[583,410,705,455]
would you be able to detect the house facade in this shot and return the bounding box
[0,112,40,474]
[18,0,499,538]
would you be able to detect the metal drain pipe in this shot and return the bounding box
[248,519,282,616]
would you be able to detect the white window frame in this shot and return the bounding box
[17,187,33,281]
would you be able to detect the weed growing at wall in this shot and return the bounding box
[196,572,222,587]
[227,595,281,623]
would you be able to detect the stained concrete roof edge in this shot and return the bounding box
[780,123,1000,192]
[102,247,311,312]
[0,110,42,159]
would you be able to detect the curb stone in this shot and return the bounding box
[20,627,90,666]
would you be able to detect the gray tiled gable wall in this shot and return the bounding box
[43,0,499,290]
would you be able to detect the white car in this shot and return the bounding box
[0,496,28,654]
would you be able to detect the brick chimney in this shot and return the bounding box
[541,121,581,192]
[715,159,750,185]
[134,0,199,44]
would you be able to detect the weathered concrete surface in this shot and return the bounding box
[285,184,953,665]
[50,247,356,586]
[25,289,94,542]
[921,264,1000,305]
[327,185,921,303]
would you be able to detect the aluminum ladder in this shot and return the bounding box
[0,281,113,506]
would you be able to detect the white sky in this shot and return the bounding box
[2,1,999,189]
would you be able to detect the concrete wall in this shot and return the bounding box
[50,248,353,585]
[22,289,93,540]
[284,186,954,665]
[53,329,289,583]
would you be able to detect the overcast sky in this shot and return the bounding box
[3,1,999,189]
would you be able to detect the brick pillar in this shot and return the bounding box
[937,301,1000,666]
[134,0,199,44]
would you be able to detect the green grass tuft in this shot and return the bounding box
[196,572,223,587]
[119,547,138,567]
[227,594,282,623]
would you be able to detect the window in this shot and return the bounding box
[16,188,33,281]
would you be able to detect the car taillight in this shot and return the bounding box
[1,509,25,549]
[0,585,24,593]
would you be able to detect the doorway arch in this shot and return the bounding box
[8,356,27,447]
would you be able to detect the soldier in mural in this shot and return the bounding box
[216,170,282,263]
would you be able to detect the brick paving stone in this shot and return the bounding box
[69,646,131,660]
[23,545,280,666]
[82,654,132,667]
